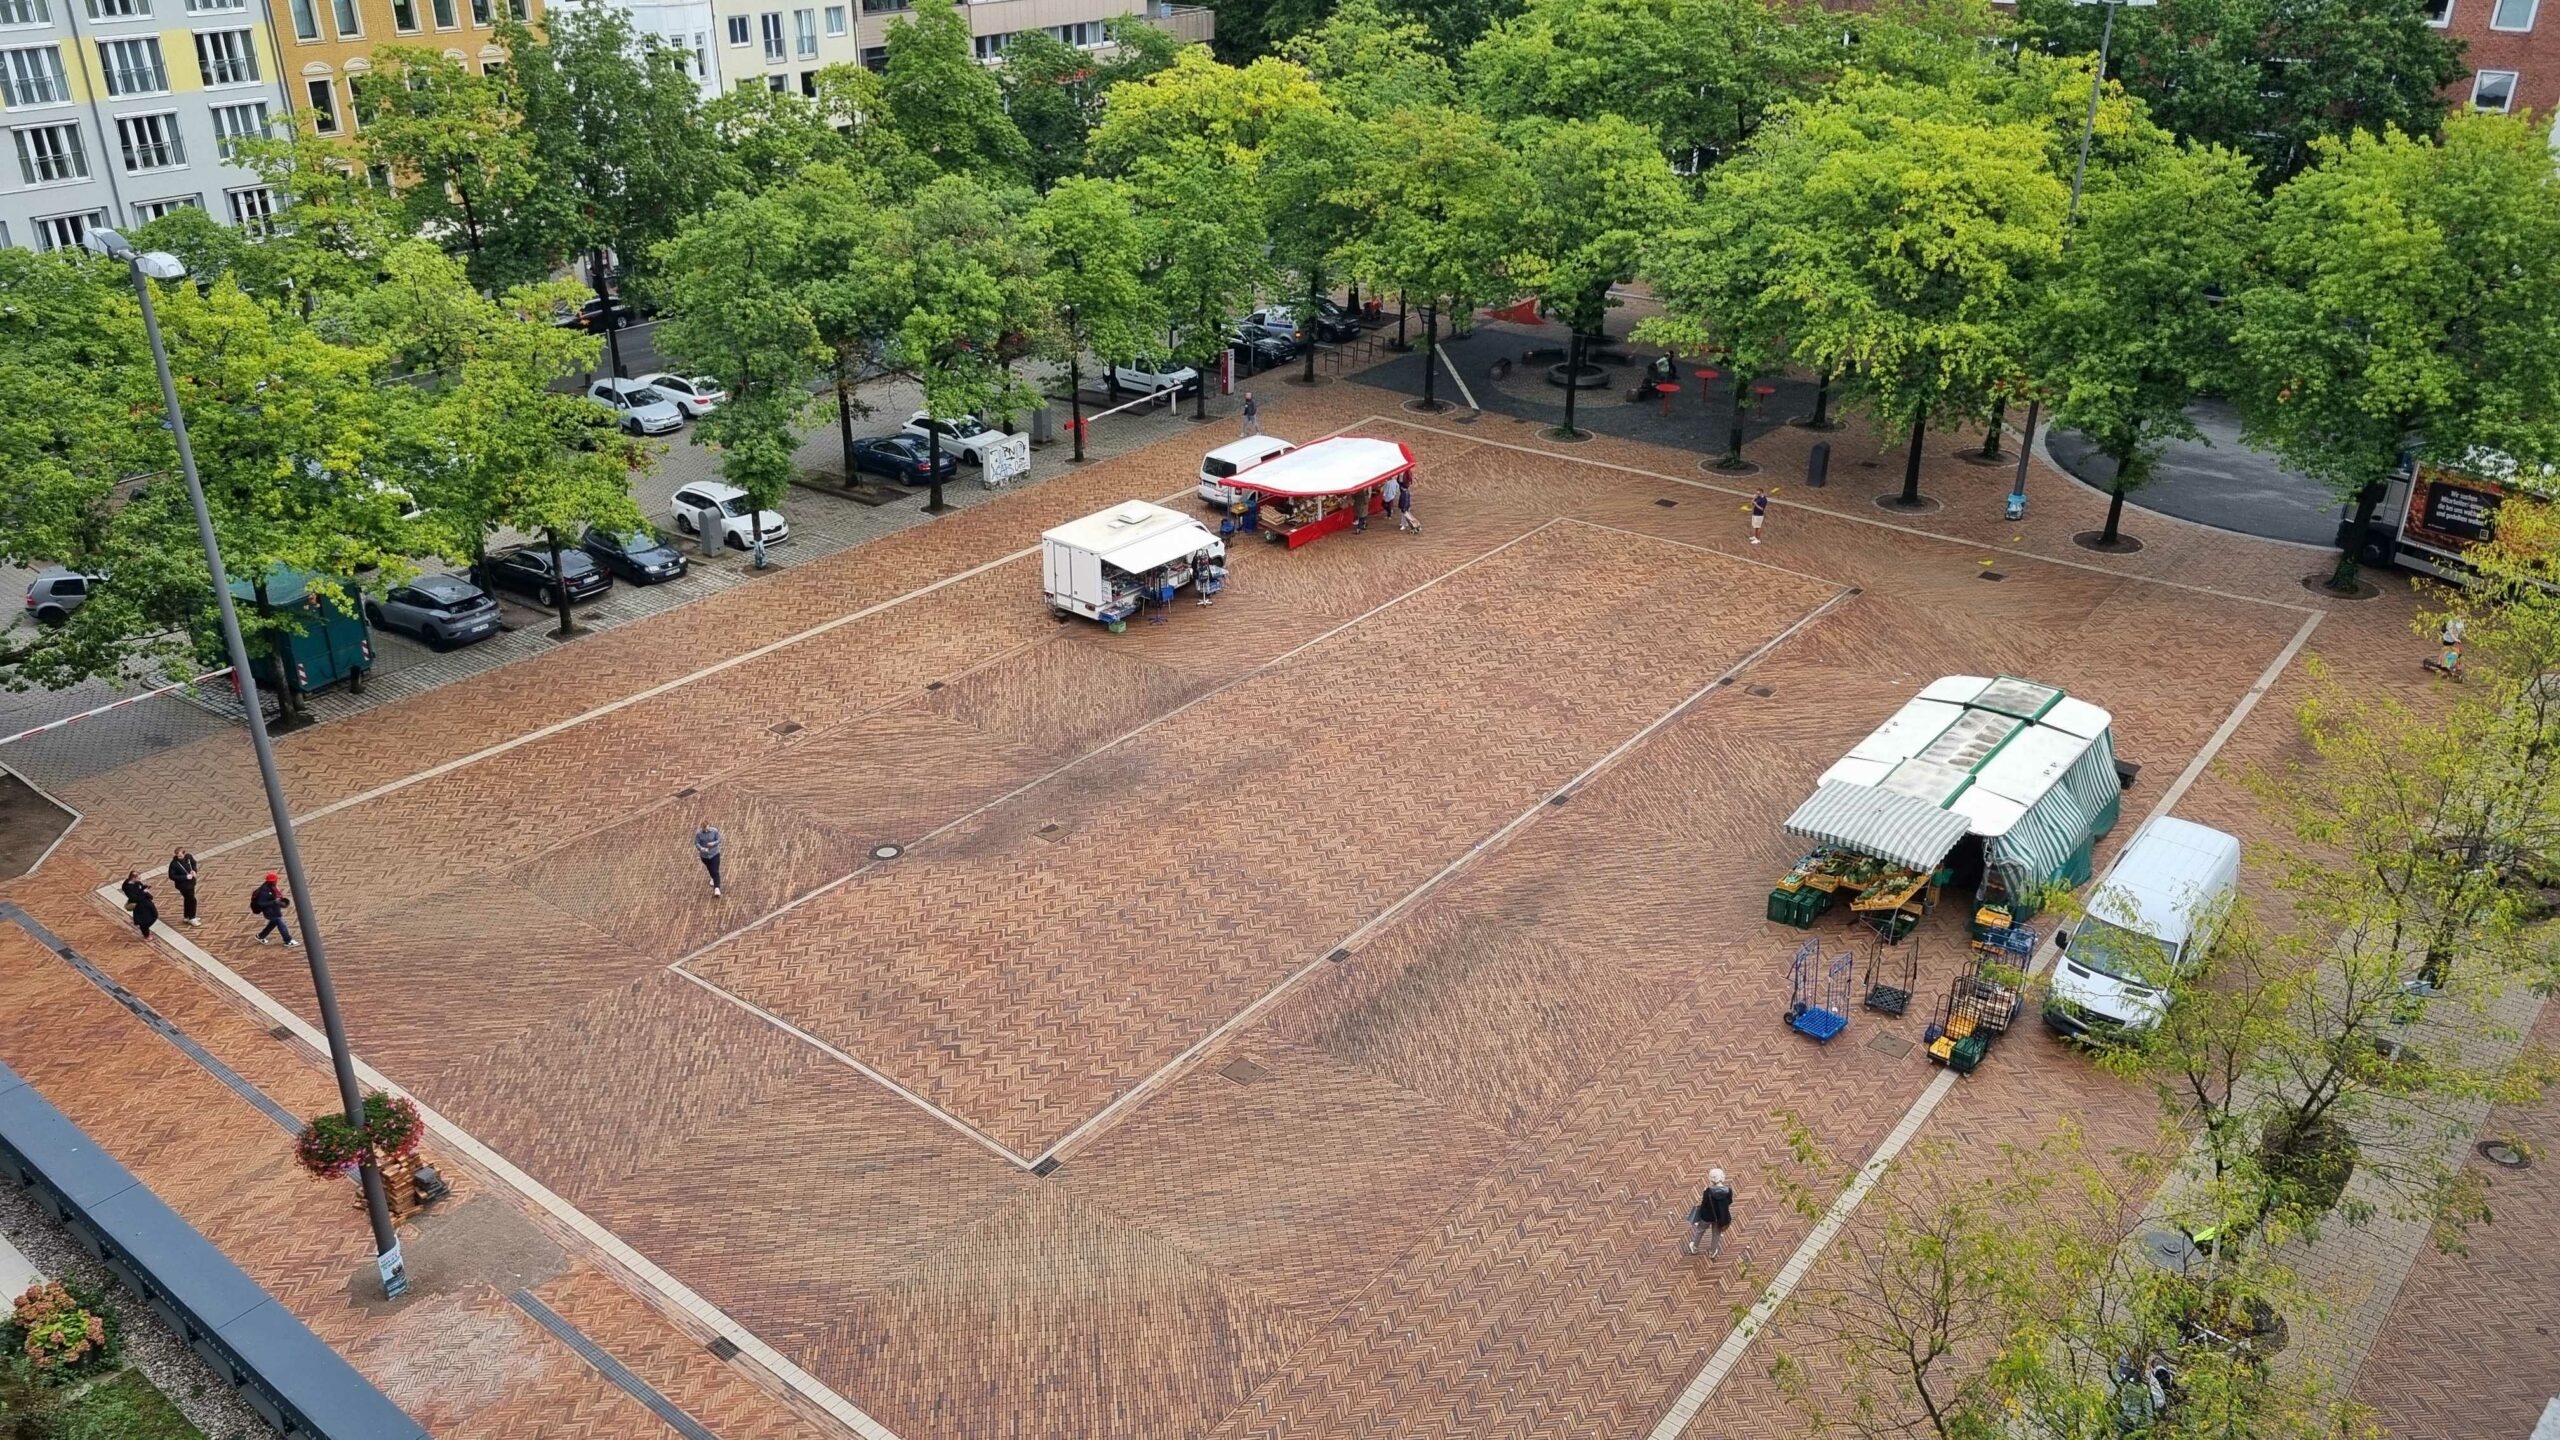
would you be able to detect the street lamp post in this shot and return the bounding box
[89,229,407,1298]
[2010,0,2155,515]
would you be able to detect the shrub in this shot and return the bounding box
[293,1092,422,1179]
[7,1280,118,1383]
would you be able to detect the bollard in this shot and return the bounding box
[1807,441,1831,488]
[1030,404,1054,445]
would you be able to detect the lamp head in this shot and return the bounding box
[83,227,186,279]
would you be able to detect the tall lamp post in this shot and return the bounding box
[88,228,408,1298]
[2010,0,2156,515]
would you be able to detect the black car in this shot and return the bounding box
[1304,297,1364,342]
[1230,331,1297,374]
[850,433,959,485]
[482,545,612,606]
[581,525,690,584]
[555,296,638,332]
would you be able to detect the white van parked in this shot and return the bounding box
[1199,435,1295,508]
[2044,816,2242,1039]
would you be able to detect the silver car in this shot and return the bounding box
[588,378,685,436]
[366,573,501,650]
[24,568,97,625]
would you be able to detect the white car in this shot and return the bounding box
[588,378,685,436]
[1198,434,1295,507]
[671,481,790,550]
[638,372,726,419]
[1108,358,1200,396]
[903,411,1031,485]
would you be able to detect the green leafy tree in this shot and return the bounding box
[657,192,827,556]
[1263,100,1363,385]
[353,47,564,290]
[1335,105,1528,412]
[1508,114,1683,441]
[887,176,1046,503]
[1279,0,1457,117]
[998,24,1187,191]
[882,0,1033,182]
[1088,48,1334,175]
[1131,152,1270,418]
[2024,139,2259,545]
[1026,177,1161,460]
[2017,0,2467,185]
[2231,113,2560,589]
[775,164,915,486]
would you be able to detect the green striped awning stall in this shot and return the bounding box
[1983,726,2122,901]
[1784,780,1975,872]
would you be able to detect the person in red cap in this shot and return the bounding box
[249,872,295,946]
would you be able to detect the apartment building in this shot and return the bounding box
[0,0,294,250]
[278,0,528,147]
[2431,0,2558,124]
[703,0,1209,98]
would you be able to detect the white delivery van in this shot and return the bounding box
[1042,500,1226,624]
[2044,816,2242,1039]
[1199,435,1295,508]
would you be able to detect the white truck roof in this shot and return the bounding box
[2088,816,2243,950]
[1042,501,1220,572]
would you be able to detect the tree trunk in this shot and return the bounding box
[1724,374,1749,467]
[2101,483,2128,547]
[1420,304,1439,409]
[1900,410,1928,507]
[1561,330,1581,437]
[750,506,767,567]
[1302,271,1321,385]
[1979,397,2005,459]
[836,373,857,485]
[926,428,949,513]
[1192,358,1208,420]
[1396,292,1407,349]
[1069,354,1085,462]
[545,529,574,637]
[1802,370,1833,429]
[2331,479,2387,591]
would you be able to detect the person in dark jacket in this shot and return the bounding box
[167,849,200,927]
[127,882,159,941]
[695,824,724,896]
[121,870,149,910]
[250,873,295,946]
[1686,1168,1736,1256]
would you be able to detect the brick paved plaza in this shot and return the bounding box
[3,375,2545,1439]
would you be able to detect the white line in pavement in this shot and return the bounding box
[1647,605,2325,1439]
[1435,345,1479,412]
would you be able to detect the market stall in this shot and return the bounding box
[1223,436,1416,549]
[1041,501,1225,628]
[1775,675,2121,932]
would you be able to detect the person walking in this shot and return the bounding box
[1240,392,1260,437]
[1194,548,1227,607]
[250,873,295,946]
[1686,1169,1736,1256]
[121,870,149,911]
[166,848,200,927]
[127,881,159,941]
[1380,473,1403,533]
[1397,471,1419,533]
[1750,490,1769,545]
[696,823,724,897]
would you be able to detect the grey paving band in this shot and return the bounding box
[0,902,299,1134]
[509,1289,720,1440]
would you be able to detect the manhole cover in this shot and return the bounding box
[1867,1033,1913,1058]
[1978,571,2006,582]
[767,720,802,736]
[872,844,903,860]
[1035,823,1064,841]
[1746,685,1775,698]
[2137,1228,2201,1273]
[1655,498,1678,508]
[1218,1058,1271,1085]
[2479,1139,2532,1168]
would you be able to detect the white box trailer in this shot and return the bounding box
[1042,500,1226,624]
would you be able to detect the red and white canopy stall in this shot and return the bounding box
[1227,436,1416,548]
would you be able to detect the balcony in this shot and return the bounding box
[1142,2,1210,41]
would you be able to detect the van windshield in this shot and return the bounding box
[1204,458,1237,478]
[2068,917,2176,985]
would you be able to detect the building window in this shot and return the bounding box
[2472,68,2518,110]
[224,183,273,232]
[1054,20,1098,45]
[858,42,884,69]
[83,0,147,18]
[430,0,453,24]
[209,98,266,157]
[763,71,783,91]
[823,3,843,33]
[305,76,338,130]
[195,28,257,84]
[132,194,200,220]
[116,109,183,169]
[793,7,815,55]
[1,44,67,107]
[798,67,815,93]
[97,36,167,94]
[0,0,46,25]
[2492,0,2538,27]
[13,120,84,182]
[183,0,245,10]
[759,11,782,60]
[860,0,904,12]
[724,13,747,43]
[390,0,416,29]
[468,0,488,24]
[287,0,316,36]
[2425,0,2453,24]
[327,0,356,33]
[692,31,706,73]
[32,210,101,250]
[973,30,1012,59]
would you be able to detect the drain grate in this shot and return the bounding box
[675,786,697,799]
[1655,498,1678,508]
[1219,1058,1271,1085]
[708,1337,740,1361]
[2479,1138,2533,1169]
[767,721,802,736]
[1547,793,1571,806]
[269,1025,294,1041]
[1031,1157,1061,1177]
[1978,571,2006,582]
[1747,685,1775,698]
[1035,823,1064,841]
[1868,1033,1915,1059]
[1327,948,1350,964]
[926,680,945,691]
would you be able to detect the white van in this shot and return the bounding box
[1199,435,1295,508]
[2044,816,2242,1039]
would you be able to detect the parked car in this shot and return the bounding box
[366,573,501,650]
[637,372,726,418]
[581,524,690,584]
[902,411,1015,468]
[851,433,959,485]
[1199,435,1296,508]
[1230,330,1296,375]
[672,481,790,550]
[587,378,685,436]
[554,296,634,332]
[1108,358,1200,395]
[482,544,613,608]
[1299,297,1365,342]
[1236,308,1308,353]
[23,568,98,626]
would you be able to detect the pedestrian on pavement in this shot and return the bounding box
[1240,392,1260,436]
[1351,486,1368,534]
[121,870,149,912]
[250,873,295,946]
[1398,472,1419,533]
[167,848,200,927]
[1380,473,1402,530]
[1194,548,1226,607]
[1686,1168,1736,1256]
[127,882,158,941]
[1750,490,1769,545]
[696,823,724,896]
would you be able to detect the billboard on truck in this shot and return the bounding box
[2369,454,2557,583]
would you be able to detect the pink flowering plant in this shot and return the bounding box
[294,1091,422,1179]
[7,1279,119,1382]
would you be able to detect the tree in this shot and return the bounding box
[1088,48,1334,175]
[657,192,826,557]
[767,164,914,485]
[887,176,1046,509]
[1262,101,1363,386]
[2231,113,2560,590]
[1027,177,1160,461]
[999,22,1189,192]
[1334,105,1528,412]
[354,47,564,291]
[1279,0,1457,117]
[1125,152,1270,420]
[221,124,404,311]
[1506,115,1683,442]
[2023,140,2259,546]
[882,0,1033,182]
[2017,0,2467,186]
[1727,74,2068,506]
